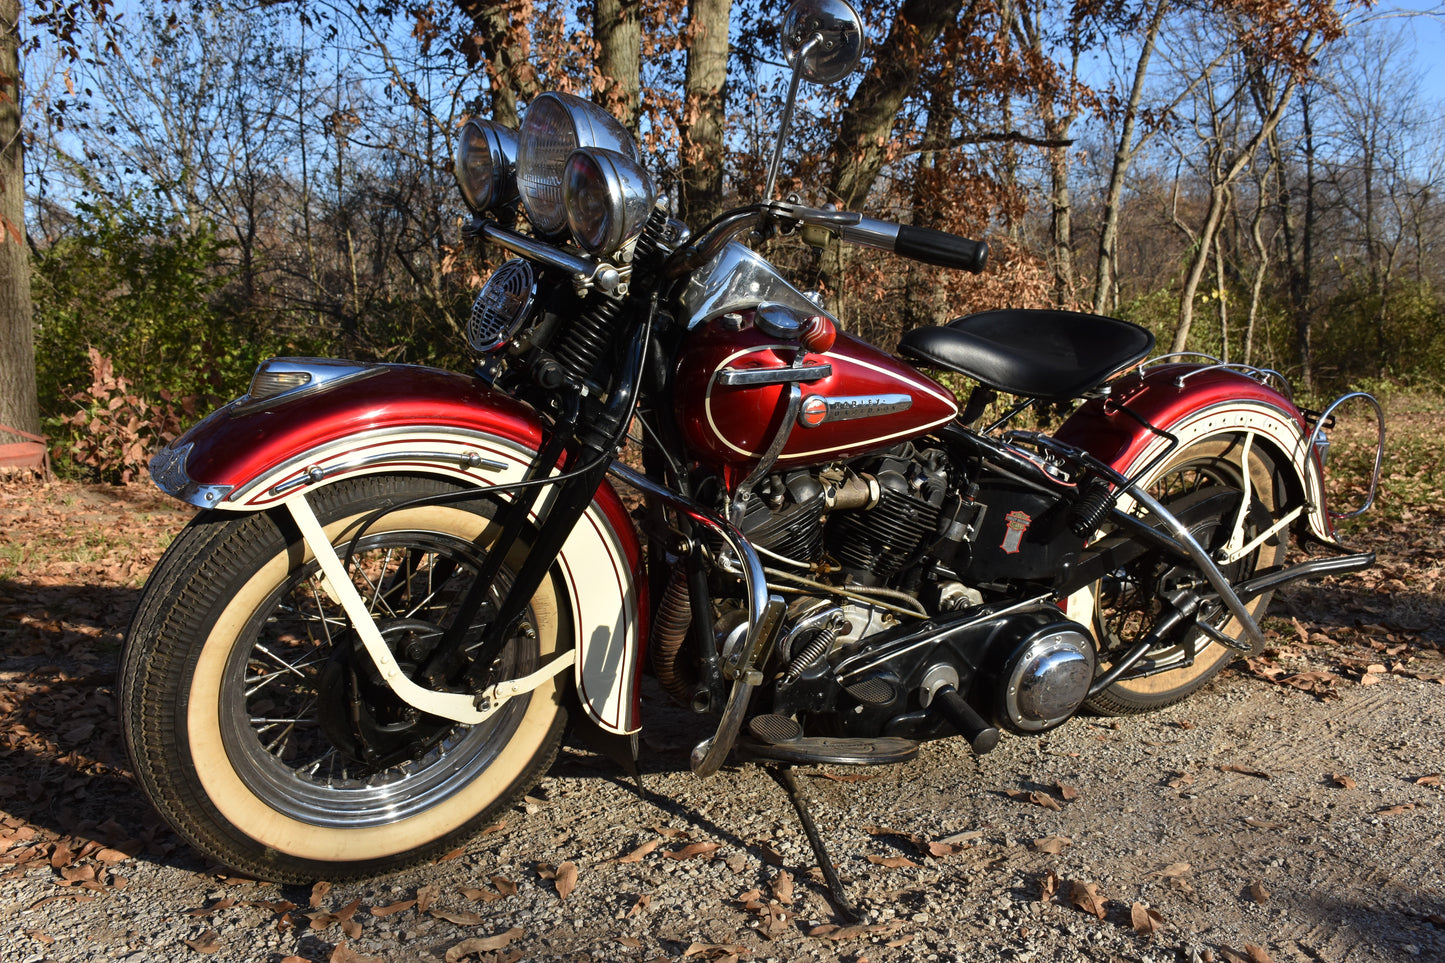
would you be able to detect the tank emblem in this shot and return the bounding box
[799,395,829,427]
[795,393,912,428]
[1001,510,1032,554]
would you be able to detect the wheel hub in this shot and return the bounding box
[317,618,457,769]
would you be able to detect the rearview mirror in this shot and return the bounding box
[782,0,865,86]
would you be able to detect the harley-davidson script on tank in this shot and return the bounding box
[674,312,959,469]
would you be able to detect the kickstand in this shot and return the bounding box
[768,765,862,924]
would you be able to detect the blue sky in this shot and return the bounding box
[1380,1,1445,104]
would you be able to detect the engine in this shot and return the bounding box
[734,443,954,588]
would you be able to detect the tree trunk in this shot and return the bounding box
[1092,0,1169,315]
[828,0,968,210]
[455,0,541,130]
[594,0,641,133]
[0,0,37,440]
[678,0,730,226]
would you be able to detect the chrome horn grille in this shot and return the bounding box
[468,258,537,354]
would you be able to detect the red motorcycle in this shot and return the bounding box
[119,0,1382,911]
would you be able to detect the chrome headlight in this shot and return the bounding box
[454,119,517,213]
[517,92,636,236]
[563,148,655,255]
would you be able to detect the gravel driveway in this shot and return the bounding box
[0,482,1440,963]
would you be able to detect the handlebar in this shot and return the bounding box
[842,217,989,273]
[662,201,992,280]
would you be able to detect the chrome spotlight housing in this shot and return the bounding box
[516,92,637,236]
[454,119,518,213]
[563,147,655,255]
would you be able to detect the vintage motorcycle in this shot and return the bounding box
[119,0,1382,909]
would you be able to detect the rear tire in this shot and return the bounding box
[119,475,569,882]
[1078,435,1288,715]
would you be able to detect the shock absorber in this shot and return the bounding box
[1069,477,1116,537]
[553,292,624,387]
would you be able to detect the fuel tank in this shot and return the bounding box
[673,314,959,471]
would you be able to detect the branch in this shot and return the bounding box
[907,131,1075,155]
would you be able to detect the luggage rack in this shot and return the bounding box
[1140,352,1293,399]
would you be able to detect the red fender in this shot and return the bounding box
[149,361,648,734]
[1054,363,1332,541]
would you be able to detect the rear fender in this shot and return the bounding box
[1054,364,1332,543]
[149,360,647,735]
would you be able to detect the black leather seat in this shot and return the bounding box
[897,309,1155,401]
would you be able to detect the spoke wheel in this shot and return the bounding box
[1078,435,1288,715]
[121,475,569,882]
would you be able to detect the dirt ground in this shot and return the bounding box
[0,405,1440,963]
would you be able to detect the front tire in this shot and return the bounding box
[120,475,569,882]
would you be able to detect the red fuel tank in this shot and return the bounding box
[673,315,959,471]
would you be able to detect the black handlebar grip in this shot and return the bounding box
[894,224,989,273]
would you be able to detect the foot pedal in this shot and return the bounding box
[748,714,803,745]
[845,677,896,706]
[739,734,917,766]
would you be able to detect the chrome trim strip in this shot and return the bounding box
[225,426,524,504]
[840,215,901,250]
[716,363,832,386]
[269,448,508,497]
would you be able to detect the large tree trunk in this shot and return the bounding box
[594,0,641,133]
[828,0,967,210]
[0,0,37,441]
[678,0,730,226]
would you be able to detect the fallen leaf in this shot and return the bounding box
[1168,876,1195,895]
[444,927,524,962]
[1221,946,1273,963]
[490,876,517,897]
[623,894,651,918]
[866,855,919,869]
[460,888,502,903]
[1414,774,1442,787]
[328,944,384,963]
[1053,781,1079,801]
[1152,862,1191,878]
[681,942,749,958]
[554,861,578,899]
[1032,836,1072,855]
[184,930,221,954]
[1330,773,1357,789]
[1069,880,1108,919]
[926,840,969,857]
[431,908,485,925]
[1130,902,1165,937]
[617,936,643,947]
[416,884,440,912]
[24,930,54,945]
[664,842,721,861]
[309,880,332,908]
[1377,803,1417,815]
[769,870,794,905]
[1247,881,1271,904]
[1039,871,1060,902]
[617,839,660,863]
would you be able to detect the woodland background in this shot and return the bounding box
[3,0,1444,479]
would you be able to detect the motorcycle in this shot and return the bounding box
[119,0,1383,914]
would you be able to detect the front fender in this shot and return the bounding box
[149,360,648,735]
[1055,364,1333,542]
